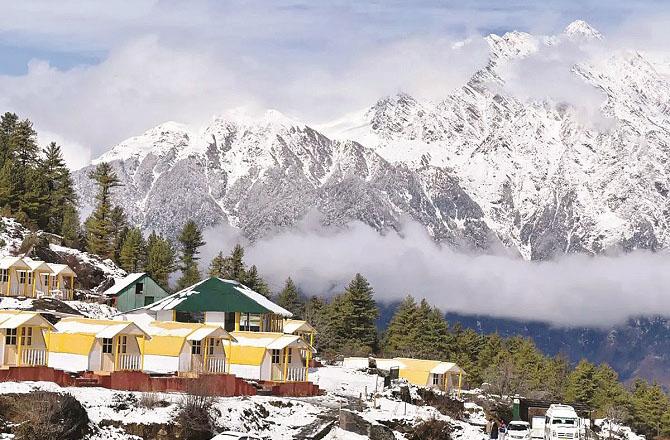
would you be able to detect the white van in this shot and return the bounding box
[544,405,580,440]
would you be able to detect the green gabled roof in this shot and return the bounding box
[137,277,292,316]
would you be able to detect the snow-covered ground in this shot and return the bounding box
[0,366,490,440]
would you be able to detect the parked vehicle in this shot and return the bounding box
[211,432,262,440]
[544,405,580,440]
[508,421,532,440]
[531,416,546,439]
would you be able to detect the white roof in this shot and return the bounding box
[0,310,55,330]
[141,321,235,342]
[430,362,464,375]
[103,273,146,296]
[55,318,149,339]
[0,256,29,270]
[23,258,54,273]
[230,280,293,317]
[283,319,316,334]
[231,332,315,352]
[46,263,76,277]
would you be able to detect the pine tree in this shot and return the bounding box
[412,299,451,360]
[243,265,271,298]
[40,142,77,233]
[276,277,304,317]
[146,233,176,290]
[223,244,246,281]
[338,273,379,354]
[85,162,122,259]
[119,227,146,273]
[61,204,82,249]
[177,220,205,289]
[110,206,128,263]
[565,359,598,406]
[19,166,49,228]
[10,118,38,168]
[0,112,18,166]
[383,295,419,357]
[208,252,226,277]
[303,295,325,331]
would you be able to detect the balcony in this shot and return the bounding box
[205,356,226,374]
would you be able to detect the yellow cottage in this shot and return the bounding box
[141,320,236,376]
[225,331,315,382]
[344,356,466,394]
[0,310,55,368]
[0,256,77,299]
[49,317,149,373]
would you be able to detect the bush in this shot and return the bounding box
[177,381,216,440]
[0,391,89,440]
[417,389,465,420]
[408,418,453,440]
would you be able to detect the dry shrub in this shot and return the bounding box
[408,418,453,440]
[418,388,465,420]
[1,391,89,440]
[177,380,216,440]
[139,391,170,409]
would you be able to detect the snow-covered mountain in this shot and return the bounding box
[74,20,670,260]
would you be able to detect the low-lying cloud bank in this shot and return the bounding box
[203,219,670,328]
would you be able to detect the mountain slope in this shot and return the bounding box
[74,21,670,259]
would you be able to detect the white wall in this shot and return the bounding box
[260,351,273,381]
[123,313,155,326]
[0,330,5,365]
[49,352,89,372]
[88,340,102,371]
[144,354,179,374]
[178,343,190,372]
[343,357,370,369]
[205,312,226,325]
[156,310,172,321]
[229,363,261,380]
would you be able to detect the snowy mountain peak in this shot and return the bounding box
[564,20,603,41]
[486,31,539,60]
[93,121,191,164]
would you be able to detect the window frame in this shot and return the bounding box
[20,327,32,347]
[135,282,144,295]
[432,373,440,386]
[271,349,281,364]
[102,338,113,354]
[118,335,128,354]
[0,269,7,283]
[191,340,202,355]
[5,328,17,346]
[287,348,292,364]
[18,271,26,284]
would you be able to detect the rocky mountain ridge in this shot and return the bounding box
[73,20,670,260]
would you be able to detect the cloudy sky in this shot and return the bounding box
[1,0,669,167]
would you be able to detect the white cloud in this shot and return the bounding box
[200,217,670,328]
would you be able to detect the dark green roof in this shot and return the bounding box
[139,277,287,315]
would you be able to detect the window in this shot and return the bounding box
[0,269,7,283]
[287,348,292,364]
[118,335,127,354]
[26,272,33,285]
[144,296,154,306]
[18,271,26,284]
[102,338,113,354]
[224,312,236,332]
[240,313,261,332]
[42,274,49,288]
[135,282,144,295]
[176,311,204,323]
[208,338,218,356]
[432,374,440,386]
[5,328,17,346]
[271,349,281,364]
[20,327,32,346]
[192,340,202,355]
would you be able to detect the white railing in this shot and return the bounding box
[21,348,47,366]
[206,356,226,374]
[118,353,142,371]
[285,366,307,382]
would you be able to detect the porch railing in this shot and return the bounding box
[21,348,47,366]
[206,356,226,374]
[117,353,142,371]
[285,366,307,382]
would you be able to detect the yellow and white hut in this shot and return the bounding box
[45,263,77,300]
[225,331,315,382]
[140,320,236,375]
[48,317,149,373]
[0,310,55,367]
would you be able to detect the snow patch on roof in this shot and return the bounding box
[103,273,146,296]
